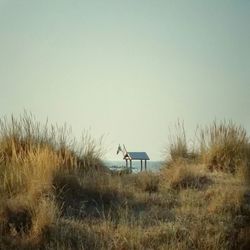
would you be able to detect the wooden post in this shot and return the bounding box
[126,159,128,168]
[130,160,132,173]
[140,160,143,172]
[145,160,147,171]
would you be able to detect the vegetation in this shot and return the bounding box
[168,120,189,162]
[199,121,250,173]
[0,114,249,249]
[167,120,198,164]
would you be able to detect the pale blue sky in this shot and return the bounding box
[0,0,250,160]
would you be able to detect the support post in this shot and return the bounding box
[126,159,128,168]
[130,160,132,173]
[140,160,143,172]
[145,160,147,171]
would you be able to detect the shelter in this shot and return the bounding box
[124,152,150,172]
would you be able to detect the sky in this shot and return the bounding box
[0,0,250,160]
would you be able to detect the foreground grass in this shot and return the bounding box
[0,115,249,249]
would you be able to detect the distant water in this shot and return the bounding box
[104,160,164,173]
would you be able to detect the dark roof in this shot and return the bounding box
[124,152,150,160]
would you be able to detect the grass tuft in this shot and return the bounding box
[199,120,250,173]
[162,162,212,190]
[167,120,199,166]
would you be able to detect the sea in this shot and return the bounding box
[104,160,164,173]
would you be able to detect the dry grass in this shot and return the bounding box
[167,120,250,175]
[168,120,188,161]
[0,114,249,249]
[0,113,108,249]
[134,172,160,193]
[199,120,250,173]
[167,120,198,165]
[161,161,212,190]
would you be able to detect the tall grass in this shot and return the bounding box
[78,131,105,172]
[166,119,250,175]
[161,120,250,249]
[0,112,106,171]
[1,114,249,249]
[167,120,198,164]
[0,112,107,199]
[0,112,76,168]
[0,112,106,248]
[199,120,250,173]
[168,120,188,162]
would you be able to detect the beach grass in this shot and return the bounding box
[0,114,249,249]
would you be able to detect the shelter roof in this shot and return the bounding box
[124,152,150,160]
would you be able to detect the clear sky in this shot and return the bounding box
[0,0,250,160]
